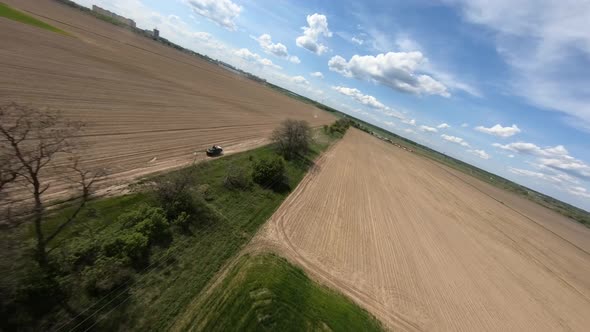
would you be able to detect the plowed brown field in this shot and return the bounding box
[258,129,590,331]
[0,0,334,201]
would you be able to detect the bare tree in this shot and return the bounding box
[271,119,312,159]
[0,103,104,269]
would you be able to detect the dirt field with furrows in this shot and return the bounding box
[257,129,590,331]
[0,0,334,202]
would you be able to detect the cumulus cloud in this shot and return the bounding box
[296,13,332,55]
[327,56,350,76]
[404,128,416,134]
[493,142,567,158]
[332,86,404,119]
[475,124,521,138]
[234,48,281,69]
[254,34,300,64]
[291,75,309,85]
[567,186,590,199]
[420,125,438,133]
[402,119,416,126]
[441,134,470,147]
[508,167,578,185]
[469,149,490,159]
[310,71,324,78]
[494,142,590,179]
[254,34,287,57]
[437,123,451,129]
[332,86,386,110]
[184,0,241,31]
[328,52,450,97]
[508,166,588,203]
[461,123,469,128]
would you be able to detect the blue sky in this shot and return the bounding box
[74,0,590,210]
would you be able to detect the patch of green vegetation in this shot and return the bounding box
[1,128,340,331]
[323,118,353,139]
[0,3,67,35]
[184,253,384,332]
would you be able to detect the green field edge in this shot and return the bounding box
[0,2,68,35]
[181,253,385,332]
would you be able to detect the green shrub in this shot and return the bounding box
[152,169,195,216]
[328,118,352,136]
[15,269,65,317]
[102,232,149,264]
[171,211,191,231]
[64,237,99,269]
[271,119,312,159]
[81,256,133,296]
[252,156,286,187]
[134,213,170,244]
[118,205,171,244]
[223,164,251,190]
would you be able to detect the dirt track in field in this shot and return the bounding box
[0,0,334,202]
[257,129,590,331]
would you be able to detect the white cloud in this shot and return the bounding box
[475,124,521,138]
[384,121,395,127]
[254,34,300,64]
[291,75,309,85]
[328,52,450,97]
[447,0,590,129]
[469,149,491,159]
[509,167,578,185]
[402,119,416,126]
[332,86,404,119]
[537,158,590,180]
[437,123,451,129]
[332,86,386,110]
[234,48,281,69]
[296,13,332,55]
[420,125,438,133]
[254,34,288,57]
[461,123,469,128]
[351,36,364,45]
[441,134,470,147]
[327,55,350,76]
[493,142,566,158]
[184,0,241,31]
[404,128,416,134]
[567,186,590,199]
[494,142,590,179]
[508,166,588,202]
[310,71,324,79]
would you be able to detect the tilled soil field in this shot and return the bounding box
[0,0,334,202]
[258,129,590,331]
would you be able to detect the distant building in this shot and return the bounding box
[92,5,136,28]
[144,28,160,40]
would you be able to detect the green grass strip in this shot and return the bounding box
[0,2,68,35]
[191,253,385,332]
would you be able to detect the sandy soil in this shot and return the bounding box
[257,129,590,331]
[0,0,334,202]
